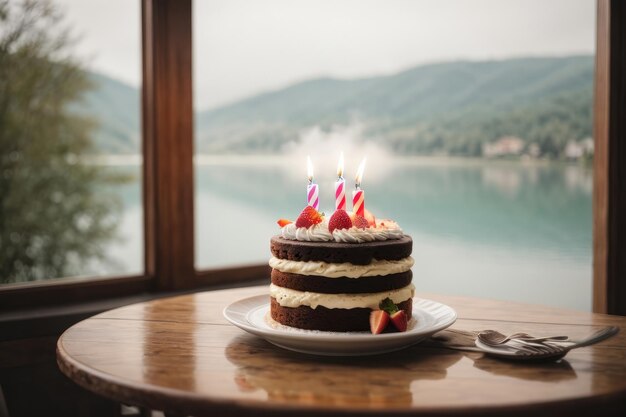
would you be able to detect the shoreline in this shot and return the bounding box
[81,154,592,168]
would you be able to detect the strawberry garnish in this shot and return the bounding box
[364,209,376,227]
[379,298,399,315]
[328,209,353,233]
[353,215,370,229]
[369,310,390,334]
[277,218,292,227]
[389,310,408,332]
[295,206,323,228]
[377,298,408,332]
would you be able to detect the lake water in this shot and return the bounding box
[105,157,593,311]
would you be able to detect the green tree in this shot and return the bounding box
[0,0,121,283]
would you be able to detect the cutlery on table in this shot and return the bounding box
[475,326,620,362]
[478,330,569,345]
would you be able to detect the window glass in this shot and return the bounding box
[0,0,142,284]
[193,0,594,310]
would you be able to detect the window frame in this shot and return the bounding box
[0,0,266,311]
[593,0,626,315]
[1,0,624,314]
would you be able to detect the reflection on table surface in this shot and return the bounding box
[57,287,626,415]
[224,333,582,409]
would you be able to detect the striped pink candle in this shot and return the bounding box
[352,188,364,217]
[307,183,319,210]
[306,156,319,210]
[335,152,346,210]
[352,158,366,217]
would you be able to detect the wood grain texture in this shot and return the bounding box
[142,0,195,291]
[0,275,151,311]
[593,0,626,315]
[57,286,626,417]
[593,0,610,314]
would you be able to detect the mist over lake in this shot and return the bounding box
[82,55,595,304]
[101,157,592,312]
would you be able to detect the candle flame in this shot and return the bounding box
[355,157,366,188]
[307,155,314,183]
[337,152,344,178]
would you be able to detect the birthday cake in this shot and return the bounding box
[270,157,414,333]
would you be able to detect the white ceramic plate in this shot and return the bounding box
[223,294,457,356]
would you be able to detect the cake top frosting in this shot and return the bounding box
[277,206,404,243]
[280,218,404,243]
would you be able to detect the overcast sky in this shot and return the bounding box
[56,0,595,111]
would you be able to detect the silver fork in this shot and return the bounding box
[477,326,620,361]
[478,330,568,346]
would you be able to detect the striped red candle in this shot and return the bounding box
[306,156,319,210]
[352,158,366,217]
[335,152,346,210]
[307,183,319,210]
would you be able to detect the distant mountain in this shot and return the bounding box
[73,72,140,154]
[195,56,593,157]
[78,56,594,157]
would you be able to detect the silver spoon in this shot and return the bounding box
[475,326,620,361]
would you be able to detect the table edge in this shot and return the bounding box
[56,324,626,417]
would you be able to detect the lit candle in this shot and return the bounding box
[352,158,366,217]
[307,156,319,210]
[335,152,346,211]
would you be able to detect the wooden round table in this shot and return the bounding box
[57,286,626,417]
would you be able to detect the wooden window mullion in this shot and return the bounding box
[142,0,195,291]
[593,0,626,315]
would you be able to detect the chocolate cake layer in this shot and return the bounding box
[270,297,413,332]
[270,235,412,265]
[271,269,412,294]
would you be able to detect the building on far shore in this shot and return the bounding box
[565,137,594,160]
[482,136,525,158]
[484,136,594,160]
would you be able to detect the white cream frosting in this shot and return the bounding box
[269,256,414,278]
[281,218,404,242]
[281,220,333,241]
[332,226,404,243]
[270,283,415,309]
